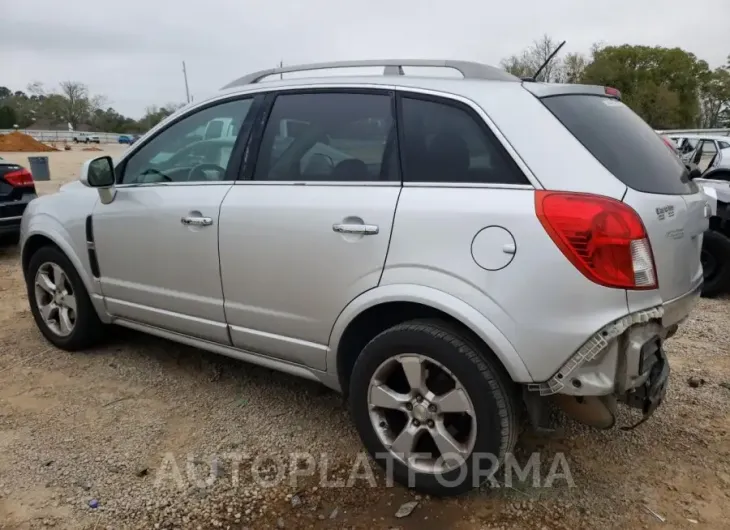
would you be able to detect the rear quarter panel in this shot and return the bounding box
[382,187,631,382]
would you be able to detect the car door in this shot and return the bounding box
[219,90,401,370]
[92,96,260,343]
[693,139,718,173]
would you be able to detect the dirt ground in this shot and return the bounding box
[0,148,728,529]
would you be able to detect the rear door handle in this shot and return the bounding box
[332,223,379,235]
[181,216,213,227]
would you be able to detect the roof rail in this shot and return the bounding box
[221,59,519,89]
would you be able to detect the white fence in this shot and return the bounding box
[656,128,730,136]
[0,129,124,144]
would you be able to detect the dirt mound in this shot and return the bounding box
[81,146,103,152]
[0,132,58,152]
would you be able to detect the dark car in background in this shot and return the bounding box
[0,158,37,241]
[118,135,132,144]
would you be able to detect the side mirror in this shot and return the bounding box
[80,156,116,204]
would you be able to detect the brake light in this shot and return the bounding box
[605,86,622,99]
[4,168,34,187]
[535,191,657,290]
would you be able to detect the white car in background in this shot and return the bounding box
[73,133,101,144]
[669,135,730,176]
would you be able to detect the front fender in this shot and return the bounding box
[326,284,532,385]
[21,214,110,323]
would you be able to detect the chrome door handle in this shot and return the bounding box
[332,223,379,235]
[181,216,213,227]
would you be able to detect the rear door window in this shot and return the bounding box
[253,92,397,182]
[542,95,693,195]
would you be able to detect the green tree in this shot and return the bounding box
[0,105,17,128]
[699,68,730,128]
[581,45,710,128]
[500,34,565,82]
[140,103,184,130]
[560,52,589,83]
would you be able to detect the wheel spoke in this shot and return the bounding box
[51,264,66,291]
[36,272,56,294]
[370,384,409,410]
[399,356,427,394]
[433,388,472,414]
[389,423,421,459]
[432,421,469,461]
[39,302,55,322]
[63,294,77,313]
[59,307,73,335]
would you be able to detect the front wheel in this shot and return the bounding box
[701,230,730,297]
[26,246,104,350]
[349,320,518,496]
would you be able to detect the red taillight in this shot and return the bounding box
[605,86,621,99]
[4,168,34,187]
[535,191,657,290]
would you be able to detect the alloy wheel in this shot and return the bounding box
[34,262,77,337]
[367,353,477,474]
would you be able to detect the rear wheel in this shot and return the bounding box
[701,230,730,297]
[349,320,518,496]
[26,246,104,350]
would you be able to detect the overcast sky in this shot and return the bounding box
[1,0,728,118]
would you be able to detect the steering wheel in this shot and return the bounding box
[188,163,226,181]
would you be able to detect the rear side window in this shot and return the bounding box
[542,95,692,195]
[399,96,528,185]
[720,141,730,150]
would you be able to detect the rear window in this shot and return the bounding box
[542,95,693,195]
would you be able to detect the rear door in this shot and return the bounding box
[542,94,708,303]
[218,90,400,370]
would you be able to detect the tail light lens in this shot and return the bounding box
[4,168,34,187]
[535,191,657,290]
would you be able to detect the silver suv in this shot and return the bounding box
[20,60,708,496]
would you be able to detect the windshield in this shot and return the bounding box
[542,95,693,195]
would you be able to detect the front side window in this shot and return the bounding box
[121,98,254,184]
[253,92,396,182]
[399,95,528,185]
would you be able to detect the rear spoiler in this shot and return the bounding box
[522,83,621,100]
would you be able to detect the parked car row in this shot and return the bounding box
[660,133,730,296]
[18,60,710,496]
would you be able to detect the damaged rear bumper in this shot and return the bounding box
[525,282,699,429]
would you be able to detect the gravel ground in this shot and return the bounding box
[0,161,728,528]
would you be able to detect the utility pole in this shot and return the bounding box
[279,60,283,80]
[182,61,191,104]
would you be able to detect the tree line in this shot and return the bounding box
[0,81,183,134]
[501,35,730,129]
[2,38,729,134]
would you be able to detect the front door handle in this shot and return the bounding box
[332,223,379,235]
[181,216,213,227]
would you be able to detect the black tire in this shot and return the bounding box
[349,319,518,497]
[701,230,730,297]
[25,245,104,350]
